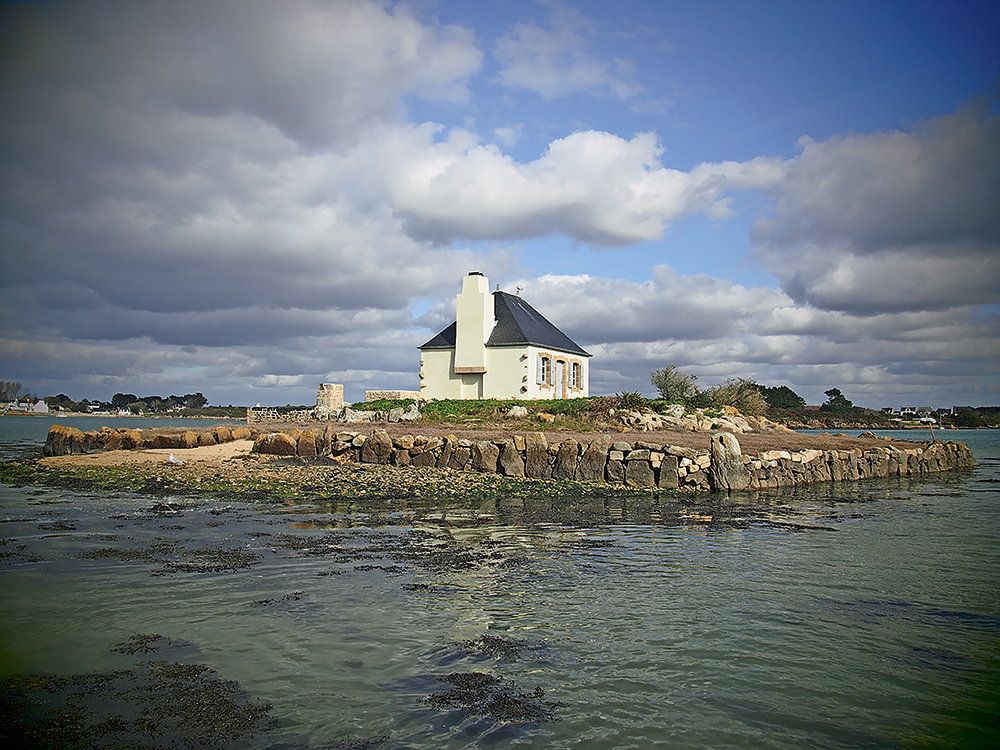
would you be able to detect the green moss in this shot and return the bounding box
[0,457,676,504]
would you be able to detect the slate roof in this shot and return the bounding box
[420,291,590,356]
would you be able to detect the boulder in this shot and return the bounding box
[118,429,143,450]
[507,405,528,418]
[43,424,85,456]
[498,439,525,477]
[657,454,679,489]
[297,430,317,457]
[708,432,751,491]
[400,404,422,421]
[361,429,393,464]
[411,451,437,467]
[449,446,472,470]
[254,432,297,456]
[213,426,233,444]
[471,441,500,472]
[524,432,550,478]
[625,459,655,488]
[553,440,579,480]
[387,407,405,423]
[577,435,612,483]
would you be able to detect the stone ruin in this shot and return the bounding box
[317,383,344,410]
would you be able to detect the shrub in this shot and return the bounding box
[704,378,768,416]
[650,365,699,403]
[615,391,649,413]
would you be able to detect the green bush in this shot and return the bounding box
[650,365,699,403]
[704,377,768,416]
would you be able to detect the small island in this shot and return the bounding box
[4,392,977,503]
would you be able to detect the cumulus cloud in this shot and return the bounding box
[364,127,774,244]
[751,103,1000,314]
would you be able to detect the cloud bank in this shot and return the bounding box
[0,0,996,406]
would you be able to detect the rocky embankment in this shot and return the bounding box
[42,421,977,493]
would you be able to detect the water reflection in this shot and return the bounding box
[2,449,999,748]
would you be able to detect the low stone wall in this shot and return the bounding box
[365,390,420,402]
[42,423,253,456]
[247,408,311,424]
[249,427,976,492]
[40,423,977,493]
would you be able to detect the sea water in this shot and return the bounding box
[1,424,997,748]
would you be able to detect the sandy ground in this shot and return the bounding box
[40,439,256,469]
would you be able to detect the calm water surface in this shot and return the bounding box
[1,423,998,748]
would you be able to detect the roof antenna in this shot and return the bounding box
[516,285,523,296]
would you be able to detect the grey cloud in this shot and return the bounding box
[751,103,1000,314]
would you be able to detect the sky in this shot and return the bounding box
[1,0,998,409]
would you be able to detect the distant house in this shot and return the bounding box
[419,272,591,400]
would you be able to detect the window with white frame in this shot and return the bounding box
[569,361,580,388]
[536,354,550,385]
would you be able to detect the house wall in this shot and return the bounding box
[420,348,464,400]
[420,345,589,401]
[526,346,588,400]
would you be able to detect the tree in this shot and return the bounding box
[759,385,806,410]
[820,388,854,412]
[953,408,985,428]
[651,366,699,403]
[1,381,31,401]
[111,393,138,409]
[184,392,208,408]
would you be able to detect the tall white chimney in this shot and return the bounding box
[454,272,493,373]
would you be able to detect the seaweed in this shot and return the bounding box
[423,671,560,723]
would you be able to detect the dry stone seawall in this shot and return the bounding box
[249,427,975,492]
[40,423,977,493]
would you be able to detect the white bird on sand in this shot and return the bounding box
[168,453,184,465]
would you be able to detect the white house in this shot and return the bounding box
[419,272,591,400]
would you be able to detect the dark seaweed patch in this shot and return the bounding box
[153,545,261,574]
[423,671,560,723]
[457,634,538,662]
[0,542,44,564]
[37,519,76,531]
[251,591,306,607]
[110,633,199,658]
[0,661,275,749]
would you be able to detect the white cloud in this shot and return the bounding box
[364,127,765,244]
[493,6,642,100]
[255,375,304,387]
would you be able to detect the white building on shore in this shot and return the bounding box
[419,272,591,401]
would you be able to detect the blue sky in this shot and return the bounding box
[1,0,998,408]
